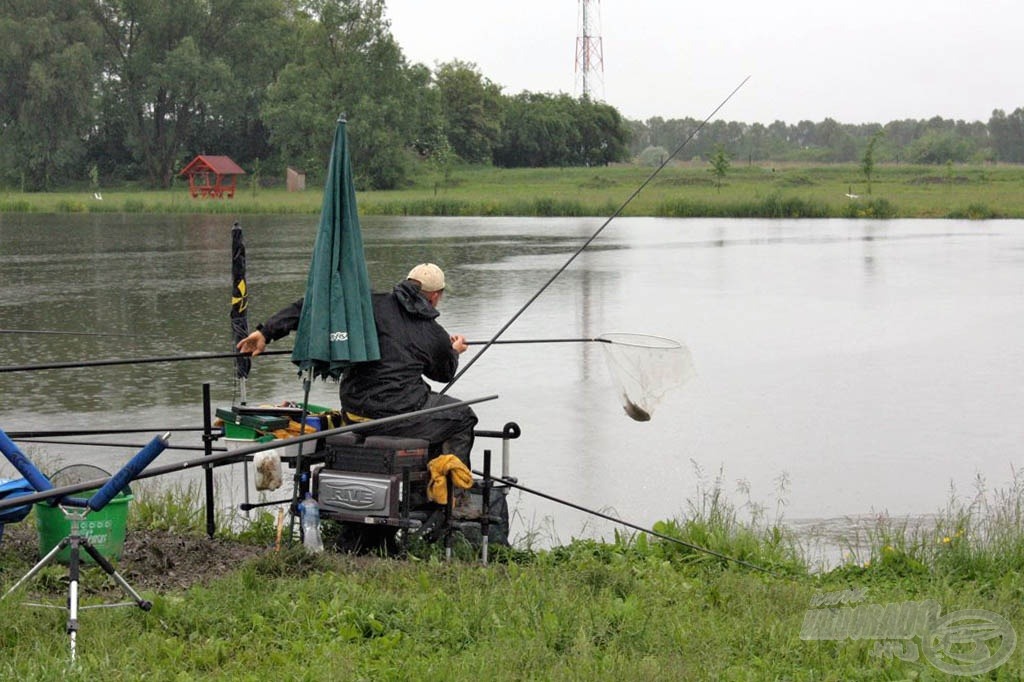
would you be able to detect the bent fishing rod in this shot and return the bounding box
[441,75,750,394]
[475,469,777,576]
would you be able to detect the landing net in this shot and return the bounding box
[598,333,695,422]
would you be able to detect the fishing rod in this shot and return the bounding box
[0,394,498,512]
[441,75,750,394]
[4,427,213,439]
[0,329,130,337]
[475,469,777,576]
[0,348,293,374]
[12,438,225,453]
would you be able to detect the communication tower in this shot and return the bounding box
[574,0,604,100]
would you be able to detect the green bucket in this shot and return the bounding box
[35,465,133,564]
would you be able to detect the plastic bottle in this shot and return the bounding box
[300,493,324,553]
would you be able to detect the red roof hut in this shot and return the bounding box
[179,155,246,199]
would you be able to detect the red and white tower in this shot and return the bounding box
[574,0,604,100]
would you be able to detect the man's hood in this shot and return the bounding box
[393,279,440,320]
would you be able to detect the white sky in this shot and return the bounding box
[385,0,1021,125]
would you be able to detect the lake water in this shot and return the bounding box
[2,213,1023,564]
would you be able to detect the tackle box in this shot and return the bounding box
[215,407,290,439]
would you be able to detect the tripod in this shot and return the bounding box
[3,504,152,661]
[0,429,169,661]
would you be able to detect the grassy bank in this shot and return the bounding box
[2,474,1024,680]
[3,163,1024,219]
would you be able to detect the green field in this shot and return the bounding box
[4,163,1024,219]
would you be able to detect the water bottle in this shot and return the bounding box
[300,493,324,553]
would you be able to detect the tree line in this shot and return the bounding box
[2,0,1022,193]
[629,112,1024,167]
[0,0,629,192]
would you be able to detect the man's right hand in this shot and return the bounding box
[237,330,267,357]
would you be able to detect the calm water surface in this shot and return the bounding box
[2,213,1023,562]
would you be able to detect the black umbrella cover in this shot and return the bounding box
[231,222,251,379]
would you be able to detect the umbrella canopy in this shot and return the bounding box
[230,222,251,381]
[291,117,380,379]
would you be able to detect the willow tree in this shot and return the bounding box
[261,0,434,189]
[0,0,101,190]
[88,0,293,188]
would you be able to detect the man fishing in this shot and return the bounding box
[236,263,478,466]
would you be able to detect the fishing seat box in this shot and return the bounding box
[315,435,430,522]
[321,434,430,475]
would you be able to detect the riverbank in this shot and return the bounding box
[3,163,1024,219]
[2,476,1023,679]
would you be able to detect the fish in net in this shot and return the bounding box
[598,333,695,422]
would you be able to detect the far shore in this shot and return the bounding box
[3,163,1023,219]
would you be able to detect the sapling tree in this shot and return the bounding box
[861,131,884,194]
[709,146,731,192]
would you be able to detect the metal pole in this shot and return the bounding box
[481,449,491,566]
[202,383,215,538]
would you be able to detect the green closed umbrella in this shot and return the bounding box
[292,117,380,379]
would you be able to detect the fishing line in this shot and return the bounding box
[441,75,750,394]
[475,469,778,576]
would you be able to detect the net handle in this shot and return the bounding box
[465,334,678,348]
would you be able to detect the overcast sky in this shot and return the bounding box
[385,0,1020,125]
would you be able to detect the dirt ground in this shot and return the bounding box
[0,521,266,593]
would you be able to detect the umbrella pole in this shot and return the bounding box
[288,368,314,544]
[239,376,250,518]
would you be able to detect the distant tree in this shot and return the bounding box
[261,0,429,189]
[0,1,101,190]
[434,60,503,164]
[988,108,1024,163]
[709,146,731,191]
[906,130,973,164]
[637,146,669,167]
[861,131,884,194]
[88,0,270,187]
[492,93,629,168]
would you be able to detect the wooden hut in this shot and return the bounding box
[286,167,306,192]
[179,155,246,198]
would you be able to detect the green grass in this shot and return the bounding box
[4,470,1024,679]
[4,162,1024,218]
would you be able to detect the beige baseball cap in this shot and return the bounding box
[406,263,446,292]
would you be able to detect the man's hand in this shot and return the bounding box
[237,330,267,357]
[450,334,468,354]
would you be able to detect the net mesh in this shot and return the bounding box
[598,333,695,421]
[49,464,122,496]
